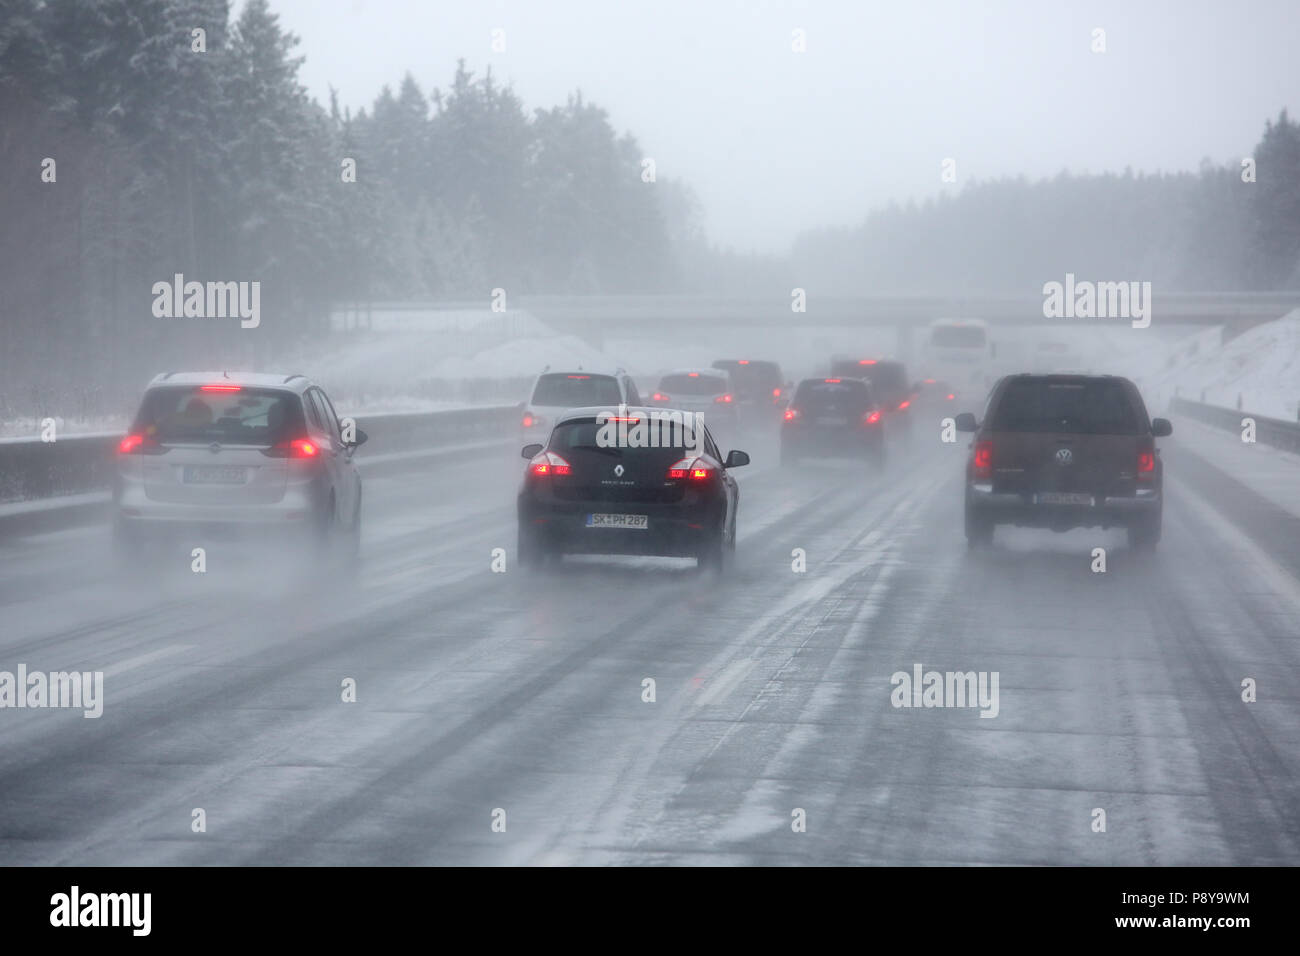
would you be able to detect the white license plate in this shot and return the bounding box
[815,416,849,426]
[586,513,648,530]
[184,465,246,484]
[1036,492,1093,506]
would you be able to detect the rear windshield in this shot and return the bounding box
[134,386,304,446]
[549,417,705,463]
[858,363,908,402]
[531,373,622,407]
[931,325,987,348]
[795,379,873,411]
[989,380,1142,435]
[711,361,781,396]
[659,373,728,396]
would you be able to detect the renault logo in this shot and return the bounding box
[1055,448,1073,464]
[613,464,624,477]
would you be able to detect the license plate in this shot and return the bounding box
[586,513,648,530]
[815,416,849,426]
[184,465,246,484]
[1036,492,1093,506]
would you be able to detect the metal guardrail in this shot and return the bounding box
[0,405,519,505]
[1169,397,1300,454]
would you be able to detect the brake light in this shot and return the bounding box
[897,400,911,410]
[947,393,955,401]
[200,384,241,392]
[565,375,590,379]
[715,393,733,404]
[864,410,881,425]
[738,360,750,365]
[117,433,159,454]
[263,437,319,458]
[530,451,571,476]
[924,378,936,384]
[824,378,841,384]
[522,413,535,428]
[772,387,781,398]
[667,456,713,480]
[652,392,669,402]
[688,372,699,377]
[973,440,993,478]
[859,359,877,365]
[1137,446,1155,477]
[784,407,799,421]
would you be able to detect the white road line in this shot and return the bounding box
[101,643,196,678]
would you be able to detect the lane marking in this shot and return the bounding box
[101,643,196,678]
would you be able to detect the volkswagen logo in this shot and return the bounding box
[1055,448,1073,465]
[613,464,624,477]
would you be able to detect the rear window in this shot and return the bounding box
[795,379,873,411]
[549,417,706,464]
[833,361,907,401]
[711,361,781,397]
[931,325,987,348]
[659,373,728,395]
[989,380,1142,435]
[134,386,304,446]
[531,373,622,407]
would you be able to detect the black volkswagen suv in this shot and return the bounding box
[957,374,1172,550]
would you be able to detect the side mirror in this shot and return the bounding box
[350,428,368,447]
[521,443,543,459]
[1151,418,1172,437]
[725,450,750,468]
[954,412,978,433]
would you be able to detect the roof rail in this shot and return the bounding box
[283,373,306,384]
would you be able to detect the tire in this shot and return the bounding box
[964,502,994,548]
[697,521,732,573]
[1127,510,1161,551]
[518,525,549,569]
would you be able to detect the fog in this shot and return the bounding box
[2,0,1300,879]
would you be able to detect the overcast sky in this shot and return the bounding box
[259,0,1300,255]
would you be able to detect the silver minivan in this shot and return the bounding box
[112,372,365,566]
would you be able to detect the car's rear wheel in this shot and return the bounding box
[964,502,994,548]
[697,522,731,573]
[1127,510,1161,551]
[518,525,550,569]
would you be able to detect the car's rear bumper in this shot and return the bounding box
[519,499,720,557]
[782,426,883,456]
[967,483,1160,529]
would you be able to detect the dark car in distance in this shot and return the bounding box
[780,377,886,467]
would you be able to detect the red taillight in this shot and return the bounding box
[772,387,781,398]
[864,410,882,425]
[824,378,841,384]
[715,393,733,404]
[738,360,750,365]
[117,433,158,454]
[668,456,713,480]
[973,440,993,478]
[924,378,936,384]
[784,407,799,421]
[1137,448,1155,477]
[530,451,571,476]
[200,384,241,392]
[947,393,955,401]
[897,400,911,410]
[522,414,535,428]
[859,359,877,365]
[688,372,699,377]
[264,437,319,458]
[652,392,669,402]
